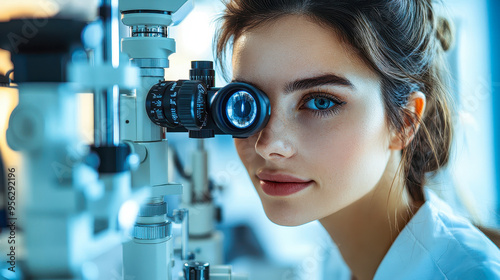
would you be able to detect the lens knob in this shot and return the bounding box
[178,80,208,130]
[190,61,215,88]
[146,80,208,129]
[146,81,181,128]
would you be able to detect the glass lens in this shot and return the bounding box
[226,91,257,129]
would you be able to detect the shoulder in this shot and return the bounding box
[425,190,500,278]
[375,189,500,280]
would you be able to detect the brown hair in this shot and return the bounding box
[214,0,454,202]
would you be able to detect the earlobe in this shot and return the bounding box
[389,91,426,150]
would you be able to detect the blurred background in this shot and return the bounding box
[0,0,499,279]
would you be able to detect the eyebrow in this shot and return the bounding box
[232,73,354,94]
[284,74,354,94]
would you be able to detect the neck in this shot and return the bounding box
[319,151,420,280]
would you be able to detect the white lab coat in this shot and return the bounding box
[373,189,500,279]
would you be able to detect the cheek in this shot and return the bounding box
[298,99,391,190]
[234,136,260,170]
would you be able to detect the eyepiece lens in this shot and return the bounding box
[211,82,270,138]
[226,91,257,129]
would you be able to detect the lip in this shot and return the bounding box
[257,171,314,196]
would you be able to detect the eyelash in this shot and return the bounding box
[300,92,346,118]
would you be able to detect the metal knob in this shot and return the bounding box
[133,222,172,240]
[183,261,209,280]
[138,202,167,217]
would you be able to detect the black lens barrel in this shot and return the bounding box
[145,61,271,138]
[146,80,208,130]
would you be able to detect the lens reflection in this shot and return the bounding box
[226,91,257,129]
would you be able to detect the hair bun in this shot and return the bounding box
[436,17,454,51]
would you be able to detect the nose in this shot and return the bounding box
[254,111,296,160]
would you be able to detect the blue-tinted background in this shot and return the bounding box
[0,0,498,279]
[489,0,500,223]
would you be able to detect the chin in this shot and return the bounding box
[261,200,313,227]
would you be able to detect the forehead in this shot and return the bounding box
[232,15,379,91]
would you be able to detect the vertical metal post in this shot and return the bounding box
[181,209,190,260]
[96,0,121,147]
[173,208,190,260]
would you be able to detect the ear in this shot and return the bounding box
[389,91,426,150]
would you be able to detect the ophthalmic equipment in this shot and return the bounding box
[0,0,270,279]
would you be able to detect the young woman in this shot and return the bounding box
[214,0,500,279]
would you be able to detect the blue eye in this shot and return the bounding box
[304,97,338,110]
[300,93,346,117]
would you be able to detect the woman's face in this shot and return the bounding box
[232,15,394,226]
